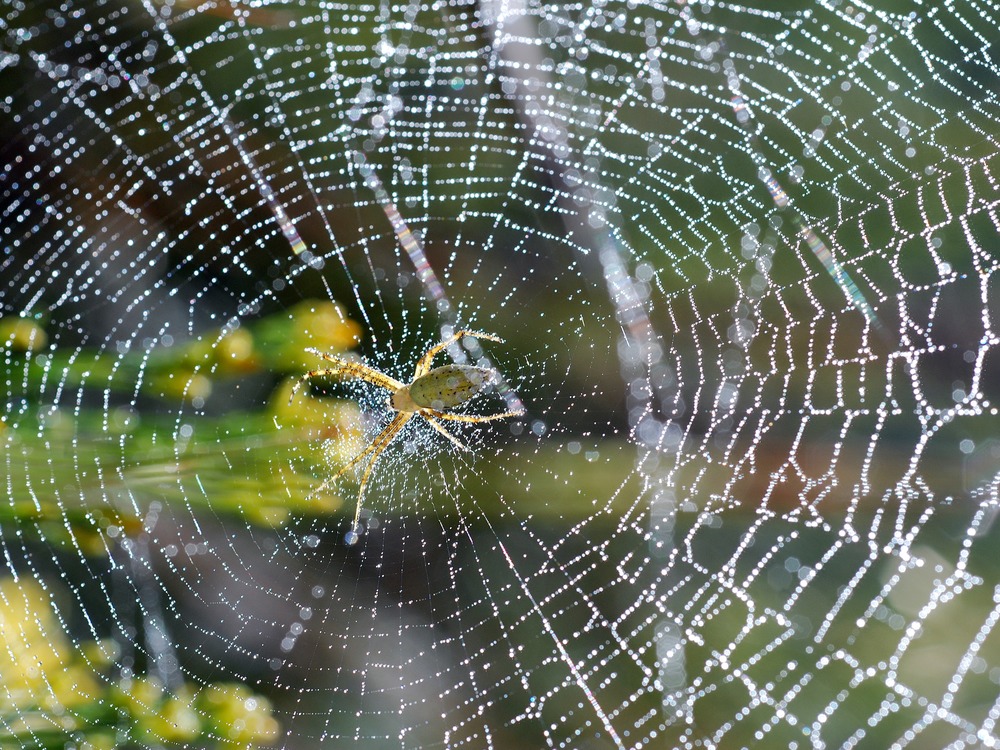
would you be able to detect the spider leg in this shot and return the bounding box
[350,412,413,536]
[289,368,342,402]
[306,411,408,498]
[327,431,389,482]
[302,349,404,389]
[302,432,384,497]
[421,415,471,451]
[419,407,525,424]
[413,330,503,377]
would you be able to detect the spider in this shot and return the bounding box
[290,330,524,542]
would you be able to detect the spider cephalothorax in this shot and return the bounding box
[290,330,523,542]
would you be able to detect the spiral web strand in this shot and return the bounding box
[1,0,999,747]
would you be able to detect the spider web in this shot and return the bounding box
[2,0,999,747]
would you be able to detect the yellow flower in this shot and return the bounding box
[0,317,47,353]
[280,300,362,371]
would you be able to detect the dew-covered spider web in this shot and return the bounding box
[2,0,999,746]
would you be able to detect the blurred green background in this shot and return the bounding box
[1,0,998,747]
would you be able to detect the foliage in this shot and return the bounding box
[0,301,367,746]
[0,576,279,749]
[1,300,368,546]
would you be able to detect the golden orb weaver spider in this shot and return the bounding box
[290,330,524,542]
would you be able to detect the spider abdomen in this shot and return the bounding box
[406,364,492,411]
